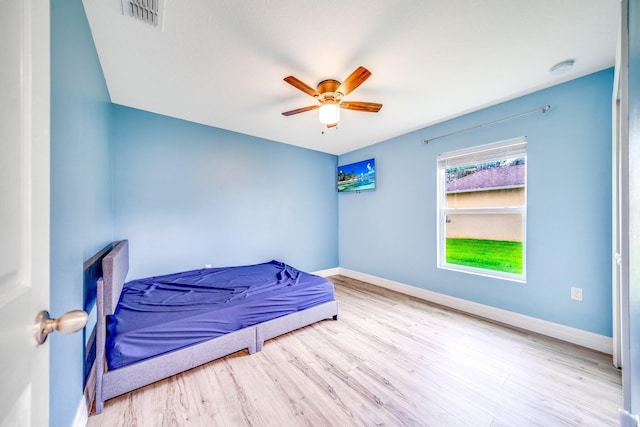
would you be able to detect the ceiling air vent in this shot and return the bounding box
[121,0,165,29]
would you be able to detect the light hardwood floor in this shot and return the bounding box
[87,275,622,427]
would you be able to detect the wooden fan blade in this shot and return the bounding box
[340,101,382,113]
[326,123,338,128]
[282,105,320,116]
[284,76,319,98]
[336,66,371,97]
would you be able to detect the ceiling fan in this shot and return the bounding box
[282,66,382,128]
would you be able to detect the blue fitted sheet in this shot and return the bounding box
[106,260,334,370]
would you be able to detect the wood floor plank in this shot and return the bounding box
[87,275,622,427]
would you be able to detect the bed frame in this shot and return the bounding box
[93,240,338,414]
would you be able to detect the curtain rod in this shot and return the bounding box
[422,105,551,144]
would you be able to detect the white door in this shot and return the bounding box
[0,0,51,426]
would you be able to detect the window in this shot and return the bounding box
[437,137,527,281]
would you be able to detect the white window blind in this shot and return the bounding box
[437,137,527,169]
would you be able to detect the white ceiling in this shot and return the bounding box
[82,0,619,156]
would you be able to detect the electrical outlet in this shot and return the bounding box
[570,287,583,301]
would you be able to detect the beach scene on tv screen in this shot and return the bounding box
[337,158,376,192]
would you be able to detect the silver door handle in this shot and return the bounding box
[33,310,88,345]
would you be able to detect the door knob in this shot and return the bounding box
[33,310,88,345]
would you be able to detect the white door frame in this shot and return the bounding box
[612,0,628,369]
[616,0,632,413]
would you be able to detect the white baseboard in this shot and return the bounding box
[312,267,341,277]
[338,268,613,355]
[72,362,96,427]
[72,395,88,427]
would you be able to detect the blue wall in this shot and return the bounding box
[339,69,614,336]
[50,0,113,426]
[112,106,339,280]
[50,1,617,422]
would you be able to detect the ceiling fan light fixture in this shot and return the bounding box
[282,66,381,127]
[319,103,340,125]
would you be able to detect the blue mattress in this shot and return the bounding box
[106,260,334,370]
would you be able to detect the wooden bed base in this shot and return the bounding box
[92,240,338,414]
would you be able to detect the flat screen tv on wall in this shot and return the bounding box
[337,158,376,192]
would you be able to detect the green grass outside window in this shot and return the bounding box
[445,238,522,274]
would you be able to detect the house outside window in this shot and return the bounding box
[437,137,527,282]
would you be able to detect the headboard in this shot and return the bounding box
[83,241,118,387]
[100,239,129,315]
[94,239,129,412]
[90,239,129,412]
